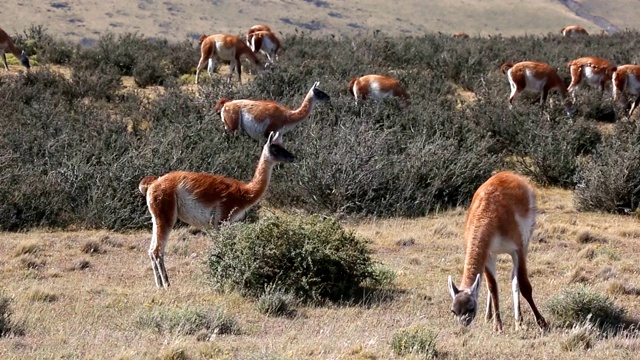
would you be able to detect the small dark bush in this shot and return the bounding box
[208,214,379,303]
[574,122,640,214]
[546,284,629,334]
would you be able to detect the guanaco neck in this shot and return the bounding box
[460,223,493,289]
[239,44,261,65]
[1,37,22,58]
[286,91,316,124]
[244,152,275,205]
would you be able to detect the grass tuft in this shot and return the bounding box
[390,327,438,359]
[136,306,241,337]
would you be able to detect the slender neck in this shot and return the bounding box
[244,152,275,204]
[460,226,492,289]
[286,91,315,124]
[239,44,260,65]
[3,38,22,58]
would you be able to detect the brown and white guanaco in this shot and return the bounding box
[348,74,409,108]
[215,81,330,141]
[195,33,261,85]
[0,27,30,71]
[139,132,294,288]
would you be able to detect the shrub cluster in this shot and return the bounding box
[207,214,379,303]
[574,121,640,214]
[2,27,640,230]
[546,284,629,334]
[390,327,438,359]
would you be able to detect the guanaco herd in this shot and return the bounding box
[0,24,631,333]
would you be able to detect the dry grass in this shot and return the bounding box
[1,0,630,45]
[0,188,639,359]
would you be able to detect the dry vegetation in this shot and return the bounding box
[0,188,639,359]
[0,0,629,44]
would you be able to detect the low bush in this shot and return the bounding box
[208,214,380,303]
[574,122,640,214]
[136,306,241,336]
[546,284,629,334]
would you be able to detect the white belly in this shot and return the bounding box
[583,67,603,87]
[261,36,277,54]
[370,82,394,101]
[240,110,269,140]
[176,188,220,228]
[627,73,640,94]
[524,70,546,92]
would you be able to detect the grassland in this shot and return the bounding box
[1,188,639,359]
[0,0,629,44]
[2,2,640,357]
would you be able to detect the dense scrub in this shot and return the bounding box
[1,27,639,230]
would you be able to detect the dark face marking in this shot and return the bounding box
[269,143,295,163]
[20,54,30,69]
[312,87,331,102]
[451,292,477,327]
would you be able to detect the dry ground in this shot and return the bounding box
[1,187,639,359]
[2,0,633,45]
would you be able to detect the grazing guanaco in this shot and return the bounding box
[561,25,589,37]
[453,32,470,39]
[567,57,616,97]
[250,30,282,63]
[139,131,295,288]
[348,74,410,108]
[246,24,272,44]
[448,171,548,332]
[0,27,30,71]
[215,81,330,141]
[195,33,261,85]
[612,64,640,117]
[501,61,574,116]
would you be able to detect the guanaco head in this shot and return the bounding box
[310,81,331,103]
[264,132,295,163]
[198,34,208,45]
[19,51,30,69]
[447,274,481,327]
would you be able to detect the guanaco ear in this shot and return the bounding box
[312,81,320,90]
[469,273,481,299]
[267,131,283,145]
[447,275,460,300]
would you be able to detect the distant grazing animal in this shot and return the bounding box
[0,27,30,70]
[448,171,548,333]
[249,30,282,63]
[139,131,295,288]
[612,64,640,117]
[567,57,616,98]
[501,61,574,116]
[195,33,261,85]
[246,24,272,44]
[561,25,589,37]
[348,74,410,108]
[215,81,330,141]
[453,32,470,39]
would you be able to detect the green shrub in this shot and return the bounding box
[136,306,241,336]
[390,327,438,359]
[208,214,379,303]
[546,284,628,334]
[574,122,640,214]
